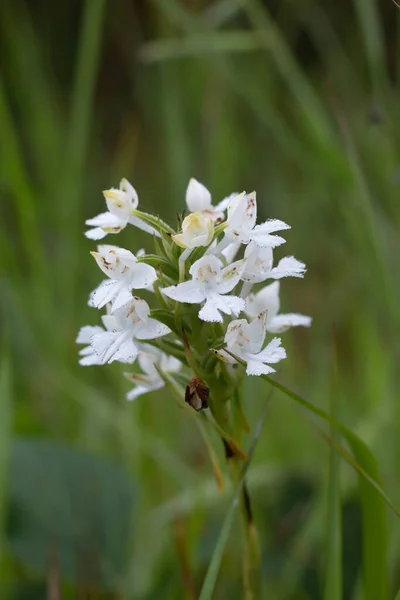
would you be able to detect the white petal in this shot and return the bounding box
[214,192,238,212]
[245,359,276,376]
[91,330,138,364]
[256,337,287,363]
[268,256,306,279]
[128,262,158,289]
[227,192,255,231]
[162,281,205,304]
[85,226,108,240]
[126,382,163,401]
[85,212,119,227]
[217,259,247,294]
[224,319,249,350]
[101,314,119,331]
[120,178,139,206]
[88,280,126,310]
[76,325,104,344]
[79,349,102,366]
[245,281,280,319]
[242,243,273,283]
[134,318,171,340]
[267,313,312,333]
[249,220,290,248]
[186,178,212,212]
[198,299,224,322]
[199,294,245,322]
[128,215,161,237]
[246,311,268,354]
[221,241,241,264]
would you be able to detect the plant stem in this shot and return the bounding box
[211,389,262,598]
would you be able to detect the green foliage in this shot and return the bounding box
[1,0,399,598]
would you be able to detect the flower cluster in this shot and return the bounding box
[78,177,311,402]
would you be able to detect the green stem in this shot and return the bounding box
[210,386,262,598]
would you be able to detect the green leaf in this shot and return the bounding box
[131,209,175,236]
[8,438,134,590]
[137,254,178,280]
[198,394,272,600]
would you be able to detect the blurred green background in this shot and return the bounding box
[1,0,400,598]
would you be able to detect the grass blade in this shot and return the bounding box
[324,355,342,600]
[198,393,272,600]
[0,353,13,559]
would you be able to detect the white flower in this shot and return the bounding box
[85,178,159,239]
[90,297,171,365]
[224,192,290,247]
[219,312,286,376]
[245,281,312,333]
[124,347,181,401]
[89,245,157,310]
[186,178,236,223]
[162,255,246,322]
[76,314,118,366]
[172,212,214,249]
[242,242,306,284]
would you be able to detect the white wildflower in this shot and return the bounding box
[90,297,171,365]
[124,347,181,401]
[76,314,118,366]
[245,281,312,333]
[224,192,290,248]
[219,311,286,376]
[163,255,246,323]
[172,212,214,249]
[186,178,236,223]
[89,245,157,310]
[242,242,306,284]
[85,178,159,239]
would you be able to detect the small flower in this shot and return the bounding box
[224,192,290,247]
[162,255,246,322]
[76,314,118,366]
[245,281,312,333]
[85,178,159,239]
[90,297,171,365]
[219,311,286,376]
[124,347,181,401]
[242,242,306,284]
[89,245,157,310]
[186,178,235,222]
[172,212,214,249]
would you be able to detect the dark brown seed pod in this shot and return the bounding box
[185,377,209,411]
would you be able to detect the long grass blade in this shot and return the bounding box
[0,353,13,559]
[323,352,342,600]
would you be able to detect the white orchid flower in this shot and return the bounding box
[76,313,118,366]
[124,347,182,401]
[172,212,214,249]
[85,178,159,240]
[90,297,171,365]
[186,178,236,223]
[162,255,246,322]
[245,281,312,333]
[224,192,290,248]
[218,311,286,376]
[242,242,306,284]
[89,245,157,311]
